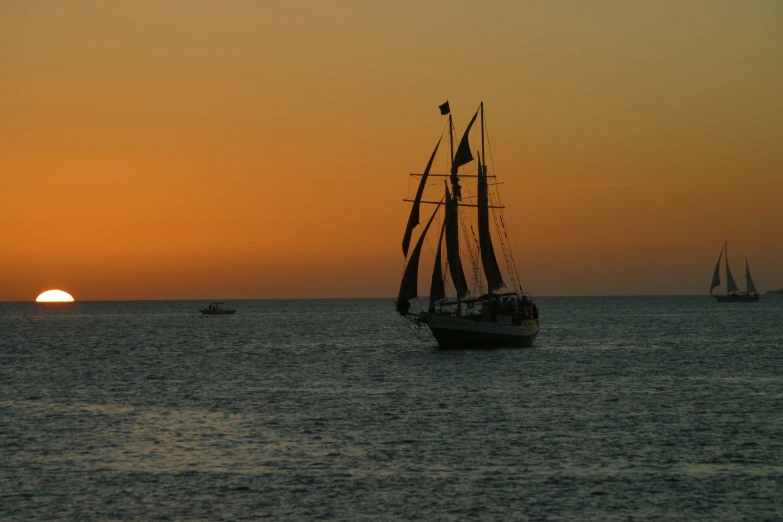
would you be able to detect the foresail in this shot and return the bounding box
[477,161,504,292]
[710,244,723,295]
[396,199,443,313]
[429,221,447,306]
[402,136,442,257]
[746,258,758,294]
[445,185,469,298]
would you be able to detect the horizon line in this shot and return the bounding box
[2,293,773,304]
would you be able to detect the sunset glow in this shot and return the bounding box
[1,2,782,300]
[36,290,75,303]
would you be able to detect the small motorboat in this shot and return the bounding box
[200,302,236,315]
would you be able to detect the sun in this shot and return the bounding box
[36,290,75,303]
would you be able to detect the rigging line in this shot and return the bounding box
[486,182,515,292]
[458,203,480,298]
[407,119,451,200]
[503,216,524,293]
[464,168,488,294]
[442,255,452,302]
[496,210,523,294]
[399,215,444,291]
[423,216,445,258]
[420,213,449,307]
[492,203,517,292]
[397,309,425,339]
[485,112,524,293]
[469,224,485,296]
[458,176,484,296]
[491,190,520,292]
[402,213,445,310]
[483,107,506,186]
[485,155,515,289]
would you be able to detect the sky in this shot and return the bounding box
[1,1,782,301]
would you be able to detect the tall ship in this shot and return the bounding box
[395,101,540,348]
[710,241,759,302]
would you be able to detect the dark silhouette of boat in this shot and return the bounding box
[200,302,236,315]
[710,242,759,302]
[395,101,539,348]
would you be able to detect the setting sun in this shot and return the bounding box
[35,290,75,303]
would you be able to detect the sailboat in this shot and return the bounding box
[710,241,760,302]
[395,101,540,348]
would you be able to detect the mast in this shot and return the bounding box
[745,257,758,295]
[444,107,480,301]
[449,114,454,169]
[481,102,485,173]
[476,102,505,292]
[445,183,470,299]
[725,241,729,296]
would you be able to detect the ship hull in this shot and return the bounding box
[420,312,539,349]
[714,294,759,303]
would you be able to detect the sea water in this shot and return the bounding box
[1,297,782,520]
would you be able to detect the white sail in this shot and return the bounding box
[746,258,758,294]
[725,243,739,293]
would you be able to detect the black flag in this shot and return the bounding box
[439,101,450,115]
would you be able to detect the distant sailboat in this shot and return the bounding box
[710,241,759,302]
[395,101,539,348]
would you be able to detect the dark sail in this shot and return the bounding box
[745,257,757,294]
[453,109,478,169]
[402,136,442,257]
[429,221,447,305]
[396,200,443,314]
[450,109,478,200]
[725,243,738,293]
[445,185,469,298]
[477,161,504,292]
[710,243,723,295]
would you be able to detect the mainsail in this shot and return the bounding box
[710,243,723,295]
[477,156,504,292]
[725,243,739,293]
[745,258,757,294]
[396,200,443,313]
[402,136,442,257]
[445,184,469,298]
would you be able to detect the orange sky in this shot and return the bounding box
[1,1,782,301]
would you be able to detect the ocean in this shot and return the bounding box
[1,296,782,520]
